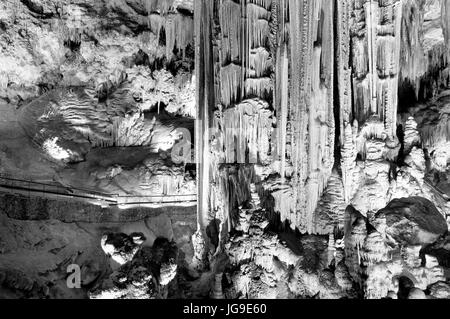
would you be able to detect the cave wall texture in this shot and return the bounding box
[0,0,450,299]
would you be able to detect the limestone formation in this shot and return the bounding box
[91,235,179,299]
[1,0,450,300]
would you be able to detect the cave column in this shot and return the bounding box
[193,0,215,270]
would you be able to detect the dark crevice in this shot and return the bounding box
[158,27,167,46]
[398,79,418,113]
[63,39,81,52]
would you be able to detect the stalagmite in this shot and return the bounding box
[219,0,242,63]
[194,0,336,234]
[403,116,421,153]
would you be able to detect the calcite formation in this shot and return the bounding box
[193,0,450,300]
[344,198,447,299]
[91,235,179,299]
[1,0,450,300]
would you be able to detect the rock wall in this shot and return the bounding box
[0,193,196,298]
[1,0,450,300]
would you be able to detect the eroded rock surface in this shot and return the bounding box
[1,0,450,300]
[91,235,179,299]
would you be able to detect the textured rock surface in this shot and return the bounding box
[344,200,448,299]
[101,232,146,265]
[375,197,448,245]
[0,0,196,200]
[0,193,196,298]
[1,0,450,300]
[90,236,179,299]
[224,208,357,299]
[429,281,450,298]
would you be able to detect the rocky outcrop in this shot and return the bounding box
[91,235,179,299]
[1,0,450,300]
[0,0,194,106]
[0,191,196,299]
[0,0,196,202]
[344,198,449,299]
[374,197,447,246]
[101,232,146,265]
[224,202,357,299]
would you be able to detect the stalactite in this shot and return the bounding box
[188,0,450,299]
[210,166,255,235]
[244,77,272,98]
[221,99,272,164]
[283,0,335,233]
[266,184,296,227]
[144,0,176,16]
[381,1,403,138]
[248,48,271,78]
[356,118,387,160]
[148,13,194,61]
[365,0,379,116]
[220,63,242,108]
[336,0,352,146]
[212,273,224,299]
[399,0,427,100]
[350,0,404,138]
[247,3,270,50]
[200,0,338,240]
[219,0,242,63]
[168,14,194,60]
[205,0,276,253]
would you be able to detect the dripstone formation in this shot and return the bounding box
[0,0,450,299]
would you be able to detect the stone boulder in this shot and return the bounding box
[373,197,447,246]
[428,281,450,299]
[101,232,146,265]
[407,287,427,299]
[92,235,179,299]
[422,233,450,268]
